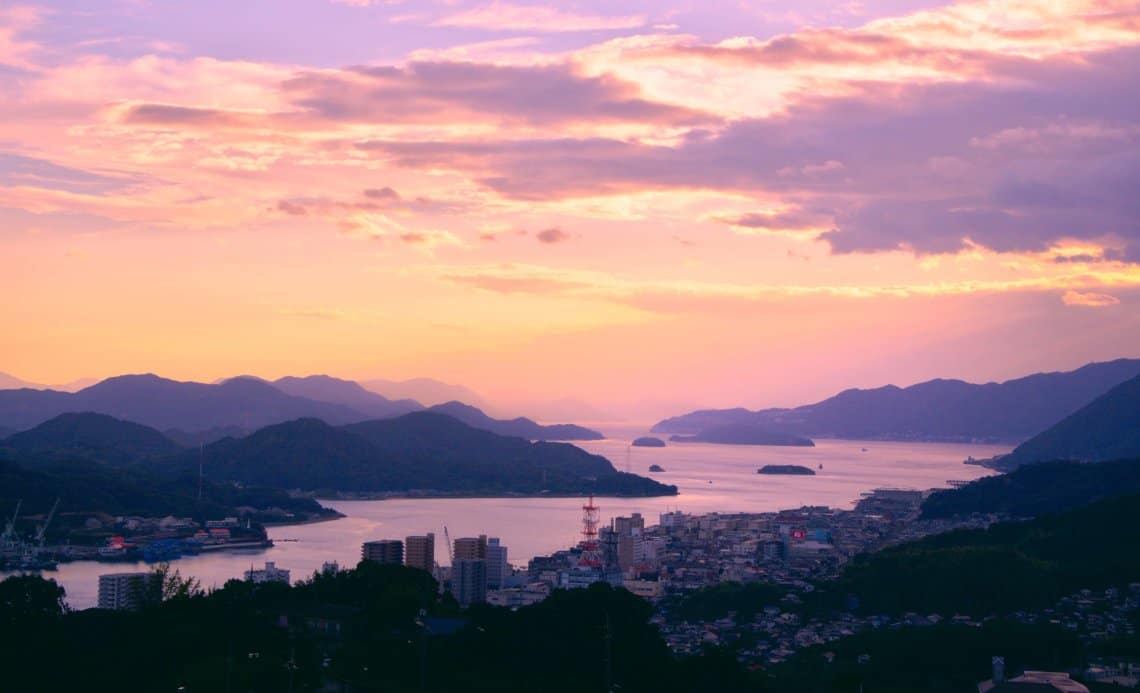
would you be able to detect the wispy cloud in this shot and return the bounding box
[432,260,1140,314]
[435,2,645,33]
[0,5,44,70]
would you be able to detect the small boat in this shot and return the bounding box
[818,464,823,470]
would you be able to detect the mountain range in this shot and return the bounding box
[270,375,421,418]
[652,359,1140,444]
[1,411,671,498]
[0,373,604,441]
[0,374,367,433]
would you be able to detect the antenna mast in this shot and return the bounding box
[579,496,603,567]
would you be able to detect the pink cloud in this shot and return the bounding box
[1062,290,1121,307]
[357,44,1140,260]
[280,61,711,127]
[0,5,42,71]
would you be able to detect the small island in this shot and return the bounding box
[648,464,666,472]
[633,436,666,448]
[757,465,816,476]
[669,423,814,447]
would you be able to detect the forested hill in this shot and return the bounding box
[171,412,671,497]
[922,458,1140,519]
[2,412,182,466]
[834,491,1140,616]
[997,373,1140,467]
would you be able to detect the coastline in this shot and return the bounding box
[262,511,345,527]
[318,489,679,502]
[963,455,1015,472]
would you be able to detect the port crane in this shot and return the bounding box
[34,498,60,549]
[1,500,21,549]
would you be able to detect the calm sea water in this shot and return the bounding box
[10,427,1007,609]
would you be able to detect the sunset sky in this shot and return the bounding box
[3,0,1139,419]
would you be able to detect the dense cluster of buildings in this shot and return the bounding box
[520,488,985,602]
[88,488,1139,692]
[88,488,988,616]
[359,532,513,607]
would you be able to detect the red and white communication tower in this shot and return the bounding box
[579,495,603,567]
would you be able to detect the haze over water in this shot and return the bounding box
[22,430,1006,610]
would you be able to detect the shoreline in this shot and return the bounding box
[317,490,679,502]
[262,511,345,527]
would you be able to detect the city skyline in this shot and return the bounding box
[3,0,1139,419]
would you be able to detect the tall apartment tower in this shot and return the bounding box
[405,533,435,573]
[452,558,488,606]
[453,535,488,561]
[362,539,404,564]
[617,534,647,571]
[614,513,645,536]
[97,572,153,611]
[485,537,508,589]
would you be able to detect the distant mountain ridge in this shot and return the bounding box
[426,401,603,441]
[0,372,98,392]
[0,372,44,390]
[994,373,1140,468]
[0,374,367,433]
[271,375,422,418]
[652,359,1140,443]
[0,373,603,441]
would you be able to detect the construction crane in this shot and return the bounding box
[35,498,60,548]
[443,525,454,565]
[1,500,21,548]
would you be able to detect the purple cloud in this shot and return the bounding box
[356,45,1140,260]
[281,61,713,127]
[363,186,400,201]
[536,227,569,244]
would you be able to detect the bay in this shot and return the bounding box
[9,429,1006,610]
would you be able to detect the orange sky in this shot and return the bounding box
[3,0,1139,419]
